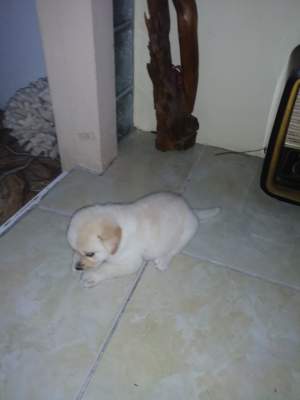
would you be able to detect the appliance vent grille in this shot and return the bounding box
[285,88,300,149]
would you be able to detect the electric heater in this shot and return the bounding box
[261,45,300,205]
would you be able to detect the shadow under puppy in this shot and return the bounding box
[67,192,219,288]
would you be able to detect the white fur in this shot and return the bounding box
[67,192,219,287]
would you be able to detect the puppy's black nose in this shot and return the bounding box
[75,263,84,271]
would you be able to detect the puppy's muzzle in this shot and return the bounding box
[75,262,84,271]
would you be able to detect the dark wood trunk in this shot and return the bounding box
[145,0,199,151]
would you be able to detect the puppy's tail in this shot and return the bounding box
[193,207,220,221]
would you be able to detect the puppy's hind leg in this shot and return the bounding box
[154,222,198,271]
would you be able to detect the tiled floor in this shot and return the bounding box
[1,130,300,399]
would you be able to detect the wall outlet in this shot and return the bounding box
[78,131,96,141]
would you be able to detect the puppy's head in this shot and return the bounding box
[67,208,122,271]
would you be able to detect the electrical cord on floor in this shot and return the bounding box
[214,147,266,156]
[0,143,59,184]
[3,144,55,160]
[0,158,33,184]
[148,131,267,156]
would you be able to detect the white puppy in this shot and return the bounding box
[67,192,219,287]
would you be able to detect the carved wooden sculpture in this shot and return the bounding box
[145,0,199,151]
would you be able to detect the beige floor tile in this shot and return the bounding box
[83,255,300,400]
[184,206,300,289]
[183,147,300,289]
[39,131,202,214]
[183,146,261,211]
[0,208,139,400]
[2,131,300,400]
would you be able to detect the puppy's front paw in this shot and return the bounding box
[154,257,171,271]
[81,271,102,288]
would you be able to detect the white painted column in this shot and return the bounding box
[36,0,117,173]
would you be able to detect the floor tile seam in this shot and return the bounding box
[74,262,148,400]
[182,250,300,293]
[72,165,107,177]
[236,162,262,214]
[250,232,299,246]
[38,204,73,218]
[0,171,69,237]
[179,146,206,195]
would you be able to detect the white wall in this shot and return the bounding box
[134,0,300,153]
[0,0,45,108]
[36,0,117,173]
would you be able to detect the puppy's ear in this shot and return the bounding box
[98,224,122,255]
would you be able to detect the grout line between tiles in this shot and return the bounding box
[182,250,300,293]
[0,170,69,237]
[74,262,148,400]
[38,205,73,218]
[179,145,205,195]
[238,165,261,214]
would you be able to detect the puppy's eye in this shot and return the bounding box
[85,252,95,257]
